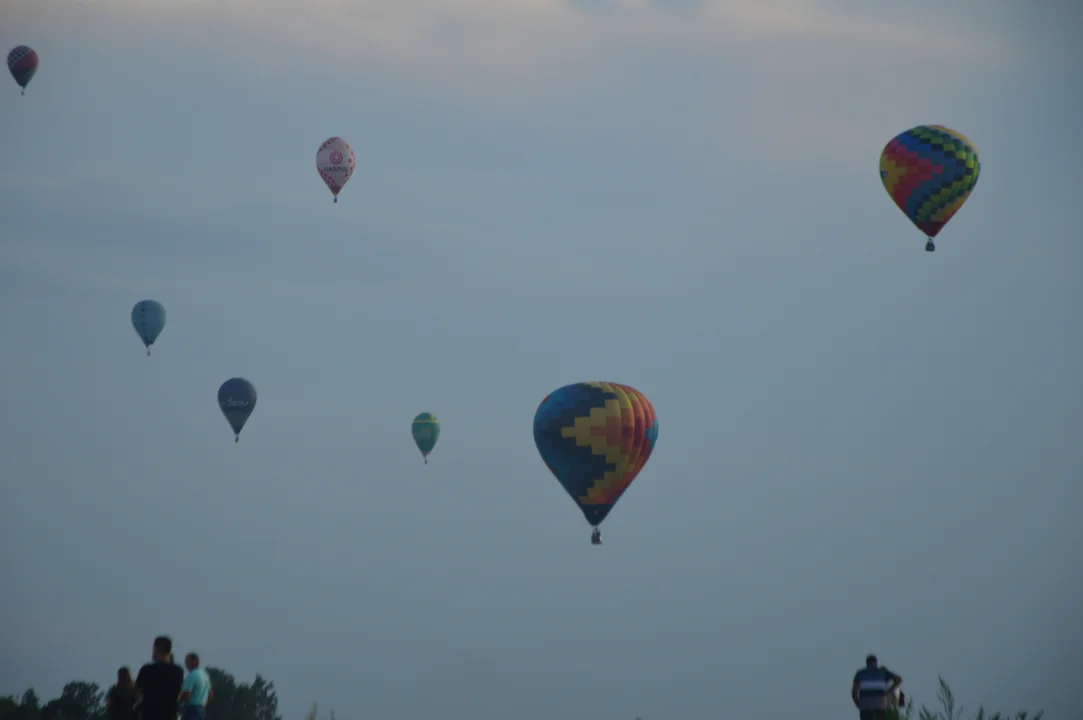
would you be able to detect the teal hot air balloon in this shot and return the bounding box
[218,378,257,443]
[411,413,440,464]
[131,300,166,356]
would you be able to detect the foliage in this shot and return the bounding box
[302,702,334,720]
[0,685,103,720]
[5,672,1045,720]
[204,669,281,720]
[887,677,1043,720]
[43,683,105,720]
[627,678,1045,720]
[1,669,279,720]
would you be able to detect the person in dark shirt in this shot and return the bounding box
[851,654,902,720]
[136,636,185,720]
[106,667,137,720]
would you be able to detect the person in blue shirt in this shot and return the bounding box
[178,652,213,720]
[852,654,903,720]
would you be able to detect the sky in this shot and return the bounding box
[1,0,1081,718]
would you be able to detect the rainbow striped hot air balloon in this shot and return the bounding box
[533,382,658,545]
[879,125,981,252]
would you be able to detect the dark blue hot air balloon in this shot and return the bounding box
[217,378,257,443]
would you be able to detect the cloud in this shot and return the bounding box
[0,234,309,300]
[6,0,1014,90]
[2,0,1024,281]
[0,231,375,306]
[4,0,1018,179]
[703,1,999,58]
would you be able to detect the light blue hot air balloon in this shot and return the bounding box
[131,300,166,356]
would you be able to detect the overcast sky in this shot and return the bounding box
[2,1,1080,719]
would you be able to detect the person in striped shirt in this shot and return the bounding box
[851,654,903,720]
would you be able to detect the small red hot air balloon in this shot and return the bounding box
[8,46,39,95]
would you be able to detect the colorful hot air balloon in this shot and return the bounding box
[217,378,257,443]
[316,137,355,203]
[131,300,166,356]
[7,46,38,95]
[411,412,440,464]
[879,125,981,252]
[533,382,658,545]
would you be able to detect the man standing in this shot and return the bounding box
[136,636,184,720]
[179,653,213,720]
[851,654,903,720]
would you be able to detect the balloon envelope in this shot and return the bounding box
[217,378,257,438]
[411,412,440,458]
[533,382,659,527]
[131,300,166,350]
[879,125,980,240]
[315,137,356,200]
[7,46,38,91]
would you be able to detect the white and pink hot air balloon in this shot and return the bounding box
[316,137,355,203]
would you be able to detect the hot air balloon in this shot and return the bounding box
[533,382,658,545]
[7,46,38,95]
[217,378,257,443]
[316,137,355,203]
[131,300,166,356]
[411,412,440,464]
[879,125,981,252]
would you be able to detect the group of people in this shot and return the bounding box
[102,637,898,719]
[852,654,905,719]
[105,637,213,720]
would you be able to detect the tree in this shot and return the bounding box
[0,697,19,720]
[243,676,279,720]
[66,682,104,720]
[40,683,104,720]
[205,668,238,720]
[21,691,41,717]
[302,702,334,720]
[204,668,281,720]
[0,690,42,720]
[4,667,279,720]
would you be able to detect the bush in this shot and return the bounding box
[895,676,1043,720]
[628,677,1044,720]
